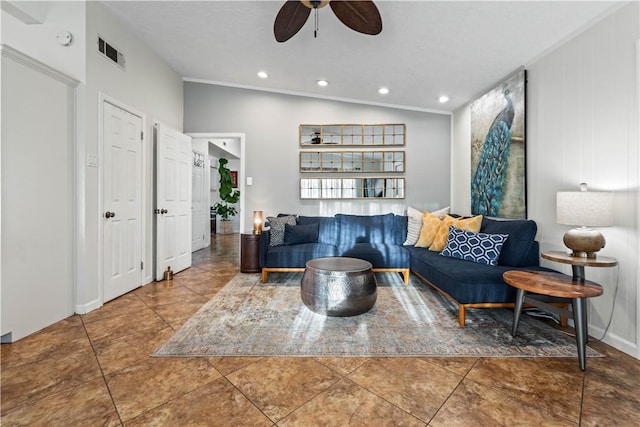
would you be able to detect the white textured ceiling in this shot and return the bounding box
[101,1,625,112]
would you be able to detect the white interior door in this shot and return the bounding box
[191,150,206,251]
[155,123,192,280]
[103,101,143,302]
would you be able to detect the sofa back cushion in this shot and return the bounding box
[298,216,337,245]
[284,223,319,245]
[393,215,408,245]
[480,217,537,266]
[335,213,397,246]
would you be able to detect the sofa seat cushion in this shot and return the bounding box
[408,247,555,304]
[339,243,409,268]
[264,243,338,268]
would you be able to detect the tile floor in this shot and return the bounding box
[1,234,639,426]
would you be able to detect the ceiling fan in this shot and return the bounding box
[274,0,382,42]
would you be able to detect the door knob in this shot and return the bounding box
[161,209,168,214]
[154,209,160,214]
[104,211,115,218]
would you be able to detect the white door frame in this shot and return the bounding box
[187,132,246,233]
[98,92,147,305]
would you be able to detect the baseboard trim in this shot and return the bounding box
[589,324,639,359]
[75,299,101,315]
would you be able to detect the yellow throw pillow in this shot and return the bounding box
[429,215,483,251]
[414,212,443,247]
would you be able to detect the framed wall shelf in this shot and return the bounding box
[300,151,405,173]
[300,177,405,199]
[300,124,406,146]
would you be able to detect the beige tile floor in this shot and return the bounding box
[1,234,639,426]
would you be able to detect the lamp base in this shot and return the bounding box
[563,227,606,258]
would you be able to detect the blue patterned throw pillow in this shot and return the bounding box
[440,226,508,266]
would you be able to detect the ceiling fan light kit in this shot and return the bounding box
[274,0,382,42]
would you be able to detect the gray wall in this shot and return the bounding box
[184,83,451,229]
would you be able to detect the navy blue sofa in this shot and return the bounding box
[408,216,556,326]
[260,213,410,283]
[259,213,554,326]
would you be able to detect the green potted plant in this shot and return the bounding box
[213,158,240,234]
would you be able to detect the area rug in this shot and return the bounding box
[154,272,601,358]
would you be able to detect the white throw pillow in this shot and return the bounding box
[431,206,451,220]
[403,206,423,245]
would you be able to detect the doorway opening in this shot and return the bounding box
[188,133,246,246]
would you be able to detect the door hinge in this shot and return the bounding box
[140,131,143,140]
[140,261,144,270]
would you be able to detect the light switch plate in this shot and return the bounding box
[246,177,253,186]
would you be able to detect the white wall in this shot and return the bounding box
[2,1,184,322]
[1,1,85,341]
[452,2,640,357]
[82,1,183,310]
[184,84,452,232]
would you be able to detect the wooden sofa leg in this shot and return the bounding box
[402,270,410,285]
[261,269,268,283]
[458,306,466,327]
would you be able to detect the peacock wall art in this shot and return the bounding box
[470,70,527,219]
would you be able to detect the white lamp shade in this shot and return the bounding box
[556,191,614,227]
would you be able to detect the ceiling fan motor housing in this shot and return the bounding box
[302,0,330,9]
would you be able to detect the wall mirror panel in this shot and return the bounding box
[300,178,405,199]
[300,124,405,146]
[300,151,405,173]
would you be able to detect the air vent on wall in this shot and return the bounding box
[98,36,125,69]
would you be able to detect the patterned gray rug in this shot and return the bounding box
[154,272,601,358]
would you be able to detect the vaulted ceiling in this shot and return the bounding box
[102,1,625,112]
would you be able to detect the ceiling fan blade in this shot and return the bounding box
[330,0,382,35]
[274,1,312,42]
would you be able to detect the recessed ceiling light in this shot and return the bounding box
[317,80,329,87]
[257,71,268,79]
[378,87,389,95]
[438,95,450,103]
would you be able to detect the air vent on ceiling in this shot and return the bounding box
[97,36,125,69]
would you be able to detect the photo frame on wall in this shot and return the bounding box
[230,171,238,188]
[470,69,527,219]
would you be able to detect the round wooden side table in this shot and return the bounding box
[541,251,617,281]
[503,270,603,371]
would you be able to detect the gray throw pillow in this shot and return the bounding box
[266,215,297,247]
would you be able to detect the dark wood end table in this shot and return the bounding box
[240,233,261,273]
[503,270,603,371]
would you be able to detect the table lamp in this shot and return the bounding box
[253,211,263,234]
[556,183,614,258]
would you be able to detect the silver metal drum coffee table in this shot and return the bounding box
[301,257,377,317]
